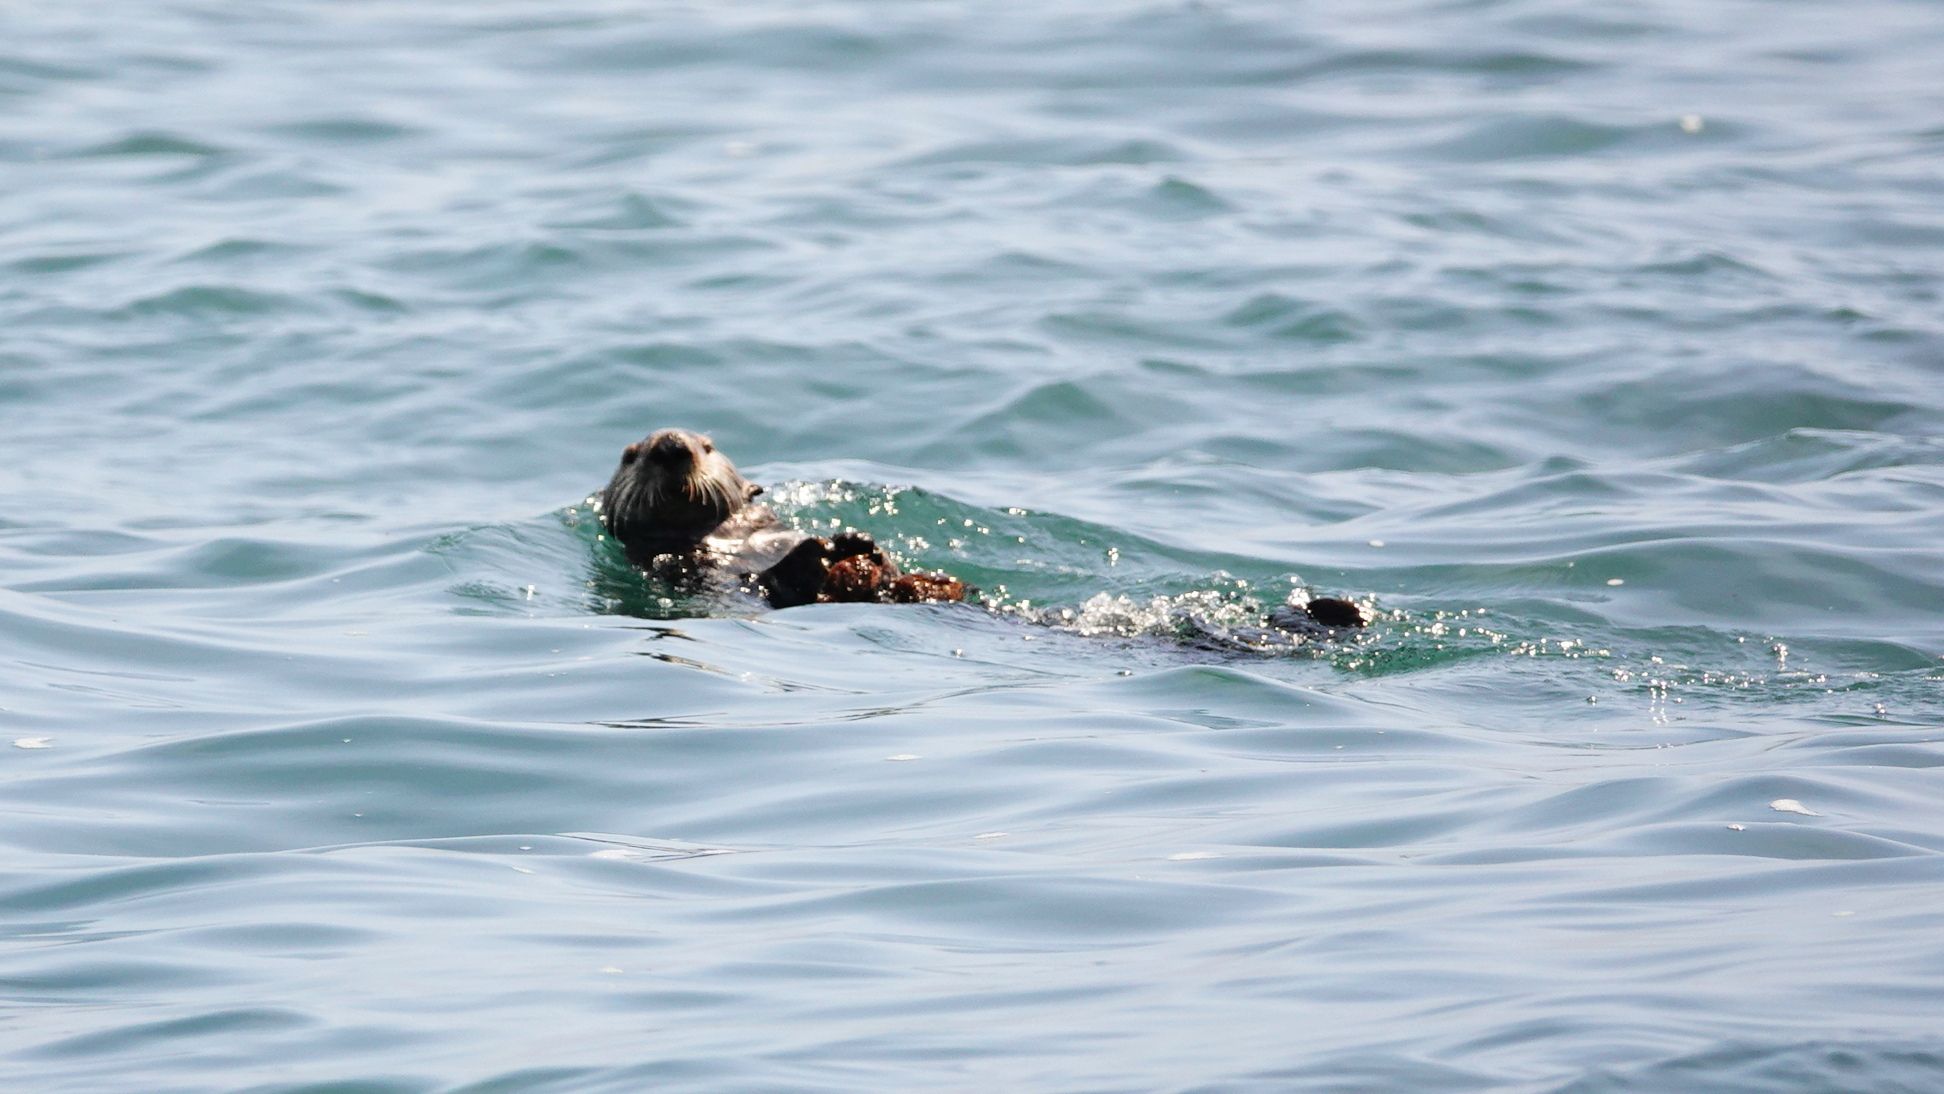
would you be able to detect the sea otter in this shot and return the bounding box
[596,427,1365,630]
[596,427,966,608]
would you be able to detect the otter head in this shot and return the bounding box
[600,428,759,556]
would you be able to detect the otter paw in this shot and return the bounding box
[829,531,884,562]
[756,536,833,609]
[1302,597,1367,629]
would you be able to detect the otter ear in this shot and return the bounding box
[745,483,764,499]
[620,443,641,465]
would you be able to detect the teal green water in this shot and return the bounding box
[5,2,1944,1090]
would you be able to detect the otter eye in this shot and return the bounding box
[701,441,714,453]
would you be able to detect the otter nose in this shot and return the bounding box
[646,433,692,466]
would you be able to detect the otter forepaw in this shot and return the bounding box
[1303,597,1368,628]
[1264,596,1369,636]
[829,531,892,566]
[756,537,833,609]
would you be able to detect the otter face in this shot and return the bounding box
[600,428,756,554]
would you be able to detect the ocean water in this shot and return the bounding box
[4,0,1943,1089]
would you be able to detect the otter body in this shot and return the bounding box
[598,428,967,608]
[597,427,1361,630]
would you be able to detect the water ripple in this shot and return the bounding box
[3,0,1943,1087]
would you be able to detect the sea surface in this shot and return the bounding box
[4,1,1943,1090]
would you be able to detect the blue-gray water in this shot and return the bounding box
[5,1,1944,1090]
